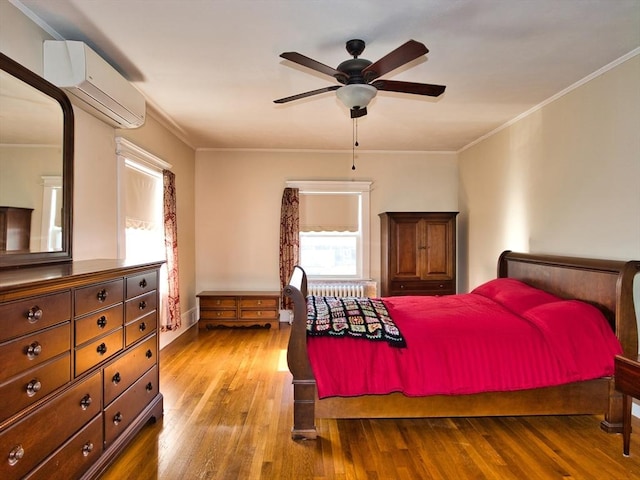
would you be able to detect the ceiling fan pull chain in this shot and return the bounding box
[352,117,358,170]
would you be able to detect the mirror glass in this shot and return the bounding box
[0,53,73,268]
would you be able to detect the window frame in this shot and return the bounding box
[286,180,371,280]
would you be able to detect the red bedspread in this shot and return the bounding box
[307,278,622,399]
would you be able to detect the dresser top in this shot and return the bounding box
[197,291,280,297]
[0,259,164,301]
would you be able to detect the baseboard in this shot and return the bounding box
[160,307,197,350]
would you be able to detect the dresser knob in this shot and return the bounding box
[80,394,92,410]
[96,343,107,355]
[257,311,262,316]
[139,300,147,310]
[139,278,148,288]
[26,379,42,397]
[97,315,107,328]
[26,342,42,359]
[146,382,153,392]
[96,289,108,302]
[112,372,121,384]
[26,306,43,323]
[139,322,147,332]
[145,349,153,359]
[257,300,262,305]
[113,412,123,425]
[82,442,94,457]
[8,444,25,466]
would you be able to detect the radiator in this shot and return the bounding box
[308,281,377,298]
[308,283,364,297]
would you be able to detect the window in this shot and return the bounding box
[116,138,168,262]
[287,180,371,279]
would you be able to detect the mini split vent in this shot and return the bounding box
[44,40,145,128]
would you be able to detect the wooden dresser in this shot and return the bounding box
[0,259,163,479]
[197,291,280,329]
[379,212,458,297]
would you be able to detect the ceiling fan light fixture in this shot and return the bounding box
[336,84,377,110]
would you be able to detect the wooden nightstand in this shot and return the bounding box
[197,291,280,330]
[615,355,640,456]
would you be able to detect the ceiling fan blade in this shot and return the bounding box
[371,80,446,97]
[362,40,428,82]
[280,52,348,81]
[350,107,367,119]
[274,85,340,104]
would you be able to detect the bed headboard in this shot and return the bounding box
[498,250,640,359]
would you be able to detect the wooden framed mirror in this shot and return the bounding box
[0,51,74,269]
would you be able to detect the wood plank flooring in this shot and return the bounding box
[99,324,640,479]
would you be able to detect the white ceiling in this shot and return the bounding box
[13,0,640,152]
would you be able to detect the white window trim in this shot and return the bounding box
[286,180,372,280]
[115,137,172,259]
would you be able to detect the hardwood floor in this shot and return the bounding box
[99,324,640,480]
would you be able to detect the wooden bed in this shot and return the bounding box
[283,250,640,440]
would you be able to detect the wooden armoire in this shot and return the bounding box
[379,212,458,297]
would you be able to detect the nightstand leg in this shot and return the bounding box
[623,393,631,456]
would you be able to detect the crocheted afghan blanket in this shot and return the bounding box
[306,295,406,348]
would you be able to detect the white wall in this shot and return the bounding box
[1,1,198,340]
[194,149,458,292]
[458,54,640,290]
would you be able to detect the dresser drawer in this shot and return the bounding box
[239,309,279,320]
[24,414,103,480]
[74,328,123,377]
[104,365,159,446]
[200,309,237,320]
[0,322,71,384]
[125,291,157,323]
[103,334,157,406]
[200,296,237,309]
[239,297,278,309]
[0,370,101,480]
[74,279,124,317]
[0,291,71,342]
[75,303,123,346]
[0,353,71,424]
[389,280,455,296]
[126,271,158,300]
[125,311,157,347]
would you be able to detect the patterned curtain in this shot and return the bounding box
[279,187,300,309]
[162,170,181,331]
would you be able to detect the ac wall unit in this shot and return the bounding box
[44,40,145,128]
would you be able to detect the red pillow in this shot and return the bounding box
[471,277,561,316]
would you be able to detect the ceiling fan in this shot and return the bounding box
[274,39,446,118]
